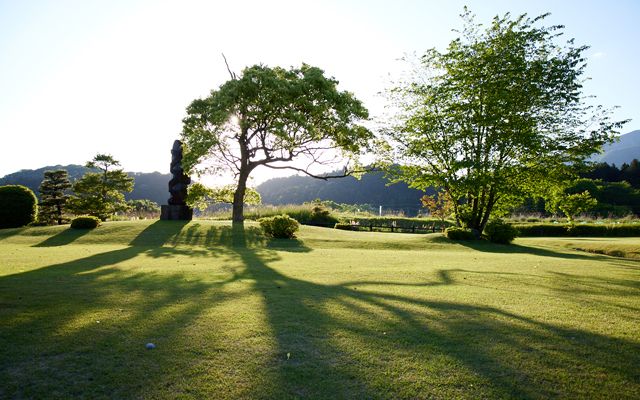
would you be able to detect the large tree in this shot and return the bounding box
[67,154,134,220]
[181,63,371,222]
[386,9,626,232]
[38,169,72,225]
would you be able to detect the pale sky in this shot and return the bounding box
[1,0,638,184]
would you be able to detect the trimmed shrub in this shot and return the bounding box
[259,214,300,239]
[445,227,476,241]
[0,185,38,228]
[514,223,640,237]
[70,215,101,229]
[334,223,354,231]
[514,223,570,237]
[304,205,340,227]
[483,219,519,244]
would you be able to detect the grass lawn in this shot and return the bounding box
[1,220,638,399]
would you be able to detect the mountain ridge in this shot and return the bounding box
[0,164,171,205]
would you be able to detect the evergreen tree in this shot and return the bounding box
[67,154,134,220]
[38,170,72,225]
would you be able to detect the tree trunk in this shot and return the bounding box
[478,189,496,233]
[232,167,250,223]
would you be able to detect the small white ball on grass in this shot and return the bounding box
[146,343,156,350]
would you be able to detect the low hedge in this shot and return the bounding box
[70,216,101,229]
[339,216,452,233]
[445,227,476,241]
[514,223,640,237]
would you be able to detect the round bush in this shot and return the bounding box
[0,185,38,228]
[445,227,476,241]
[259,214,300,238]
[483,219,518,244]
[70,215,101,229]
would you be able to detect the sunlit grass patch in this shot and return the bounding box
[0,221,638,399]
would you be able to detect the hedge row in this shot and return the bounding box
[341,216,453,230]
[514,223,640,237]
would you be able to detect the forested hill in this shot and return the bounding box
[256,170,431,215]
[0,165,171,205]
[592,130,640,166]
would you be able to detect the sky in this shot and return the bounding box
[1,0,639,185]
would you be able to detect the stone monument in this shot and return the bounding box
[160,140,193,220]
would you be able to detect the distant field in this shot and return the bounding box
[1,220,638,399]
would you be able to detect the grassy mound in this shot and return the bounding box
[1,220,639,399]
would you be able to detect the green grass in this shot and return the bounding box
[1,220,639,399]
[524,237,640,260]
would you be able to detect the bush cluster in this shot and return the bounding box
[70,215,101,229]
[334,223,355,231]
[445,227,476,241]
[259,214,300,238]
[483,219,519,244]
[0,185,38,228]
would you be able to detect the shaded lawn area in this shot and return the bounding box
[0,220,639,399]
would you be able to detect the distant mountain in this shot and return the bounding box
[593,130,640,166]
[256,170,432,215]
[0,165,171,205]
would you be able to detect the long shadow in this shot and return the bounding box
[229,226,640,399]
[454,239,605,260]
[2,223,639,398]
[34,227,93,247]
[0,220,236,398]
[0,227,28,242]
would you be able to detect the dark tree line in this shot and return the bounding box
[581,160,640,188]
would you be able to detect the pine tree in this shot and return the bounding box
[67,154,134,220]
[38,170,72,225]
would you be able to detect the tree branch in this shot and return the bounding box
[261,163,371,180]
[222,53,237,80]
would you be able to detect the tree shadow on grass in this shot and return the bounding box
[0,227,26,241]
[33,227,93,247]
[451,237,631,262]
[227,227,640,399]
[1,222,639,399]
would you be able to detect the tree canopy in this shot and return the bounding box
[385,9,626,232]
[67,154,134,221]
[181,63,372,222]
[38,169,71,225]
[186,182,261,213]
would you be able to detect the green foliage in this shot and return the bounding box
[558,191,598,224]
[445,227,476,241]
[70,215,101,229]
[67,154,134,221]
[385,9,626,233]
[182,63,371,222]
[483,219,518,244]
[0,185,38,228]
[126,199,160,218]
[334,223,354,231]
[38,170,71,225]
[258,214,300,238]
[345,216,452,231]
[305,204,339,226]
[514,223,640,237]
[186,182,261,213]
